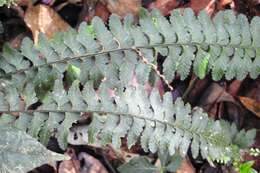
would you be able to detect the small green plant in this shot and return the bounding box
[234,161,258,173]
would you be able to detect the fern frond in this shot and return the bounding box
[0,0,14,6]
[0,79,255,163]
[0,8,258,165]
[0,8,259,90]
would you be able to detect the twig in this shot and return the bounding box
[132,47,174,91]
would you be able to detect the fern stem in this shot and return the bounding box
[132,47,174,91]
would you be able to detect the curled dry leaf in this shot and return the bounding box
[78,152,109,173]
[149,0,180,16]
[190,0,216,15]
[186,78,210,105]
[239,96,260,118]
[9,33,28,49]
[228,80,243,96]
[24,4,70,43]
[220,0,233,6]
[58,148,81,173]
[89,2,110,22]
[217,0,234,10]
[79,1,110,23]
[199,83,237,117]
[246,79,260,102]
[104,0,141,18]
[176,157,195,173]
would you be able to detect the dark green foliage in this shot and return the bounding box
[0,126,68,173]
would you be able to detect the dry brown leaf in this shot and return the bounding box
[78,152,109,173]
[228,80,242,96]
[217,0,234,10]
[220,0,233,6]
[239,96,260,118]
[199,83,238,118]
[149,0,180,16]
[176,157,195,173]
[59,160,79,173]
[91,2,110,22]
[9,33,28,49]
[104,0,141,18]
[103,146,139,163]
[199,83,237,107]
[24,4,70,43]
[84,2,110,22]
[58,148,80,173]
[245,79,260,102]
[79,1,110,23]
[190,0,216,15]
[186,78,210,105]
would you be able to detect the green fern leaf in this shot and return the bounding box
[0,78,256,162]
[118,156,157,173]
[0,0,14,6]
[0,9,259,102]
[0,126,69,173]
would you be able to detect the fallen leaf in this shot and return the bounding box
[217,0,234,10]
[245,79,260,102]
[176,157,195,173]
[58,148,81,173]
[239,96,260,118]
[186,78,210,105]
[234,0,260,16]
[226,102,242,126]
[220,0,233,6]
[190,0,216,15]
[78,152,109,173]
[81,2,110,23]
[93,2,110,21]
[228,80,243,96]
[104,147,139,164]
[199,83,238,117]
[104,0,141,18]
[9,33,28,49]
[24,4,70,43]
[149,0,180,16]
